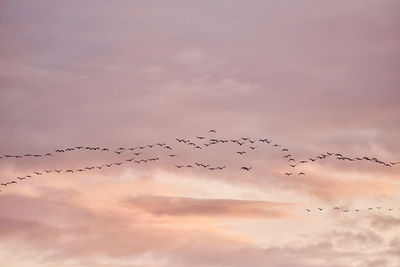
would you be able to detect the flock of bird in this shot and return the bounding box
[1,130,399,200]
[306,206,400,213]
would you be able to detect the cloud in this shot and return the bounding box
[123,195,294,217]
[369,214,400,230]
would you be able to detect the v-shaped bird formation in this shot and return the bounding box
[1,129,399,211]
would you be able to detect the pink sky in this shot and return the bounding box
[1,1,400,266]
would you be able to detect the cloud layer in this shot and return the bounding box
[1,0,399,266]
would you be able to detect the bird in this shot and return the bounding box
[284,173,292,176]
[241,167,252,171]
[333,207,339,210]
[169,154,178,157]
[209,129,216,133]
[175,165,184,168]
[197,136,205,139]
[237,151,246,155]
[306,209,311,212]
[298,172,305,175]
[249,146,257,150]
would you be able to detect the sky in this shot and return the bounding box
[0,1,400,266]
